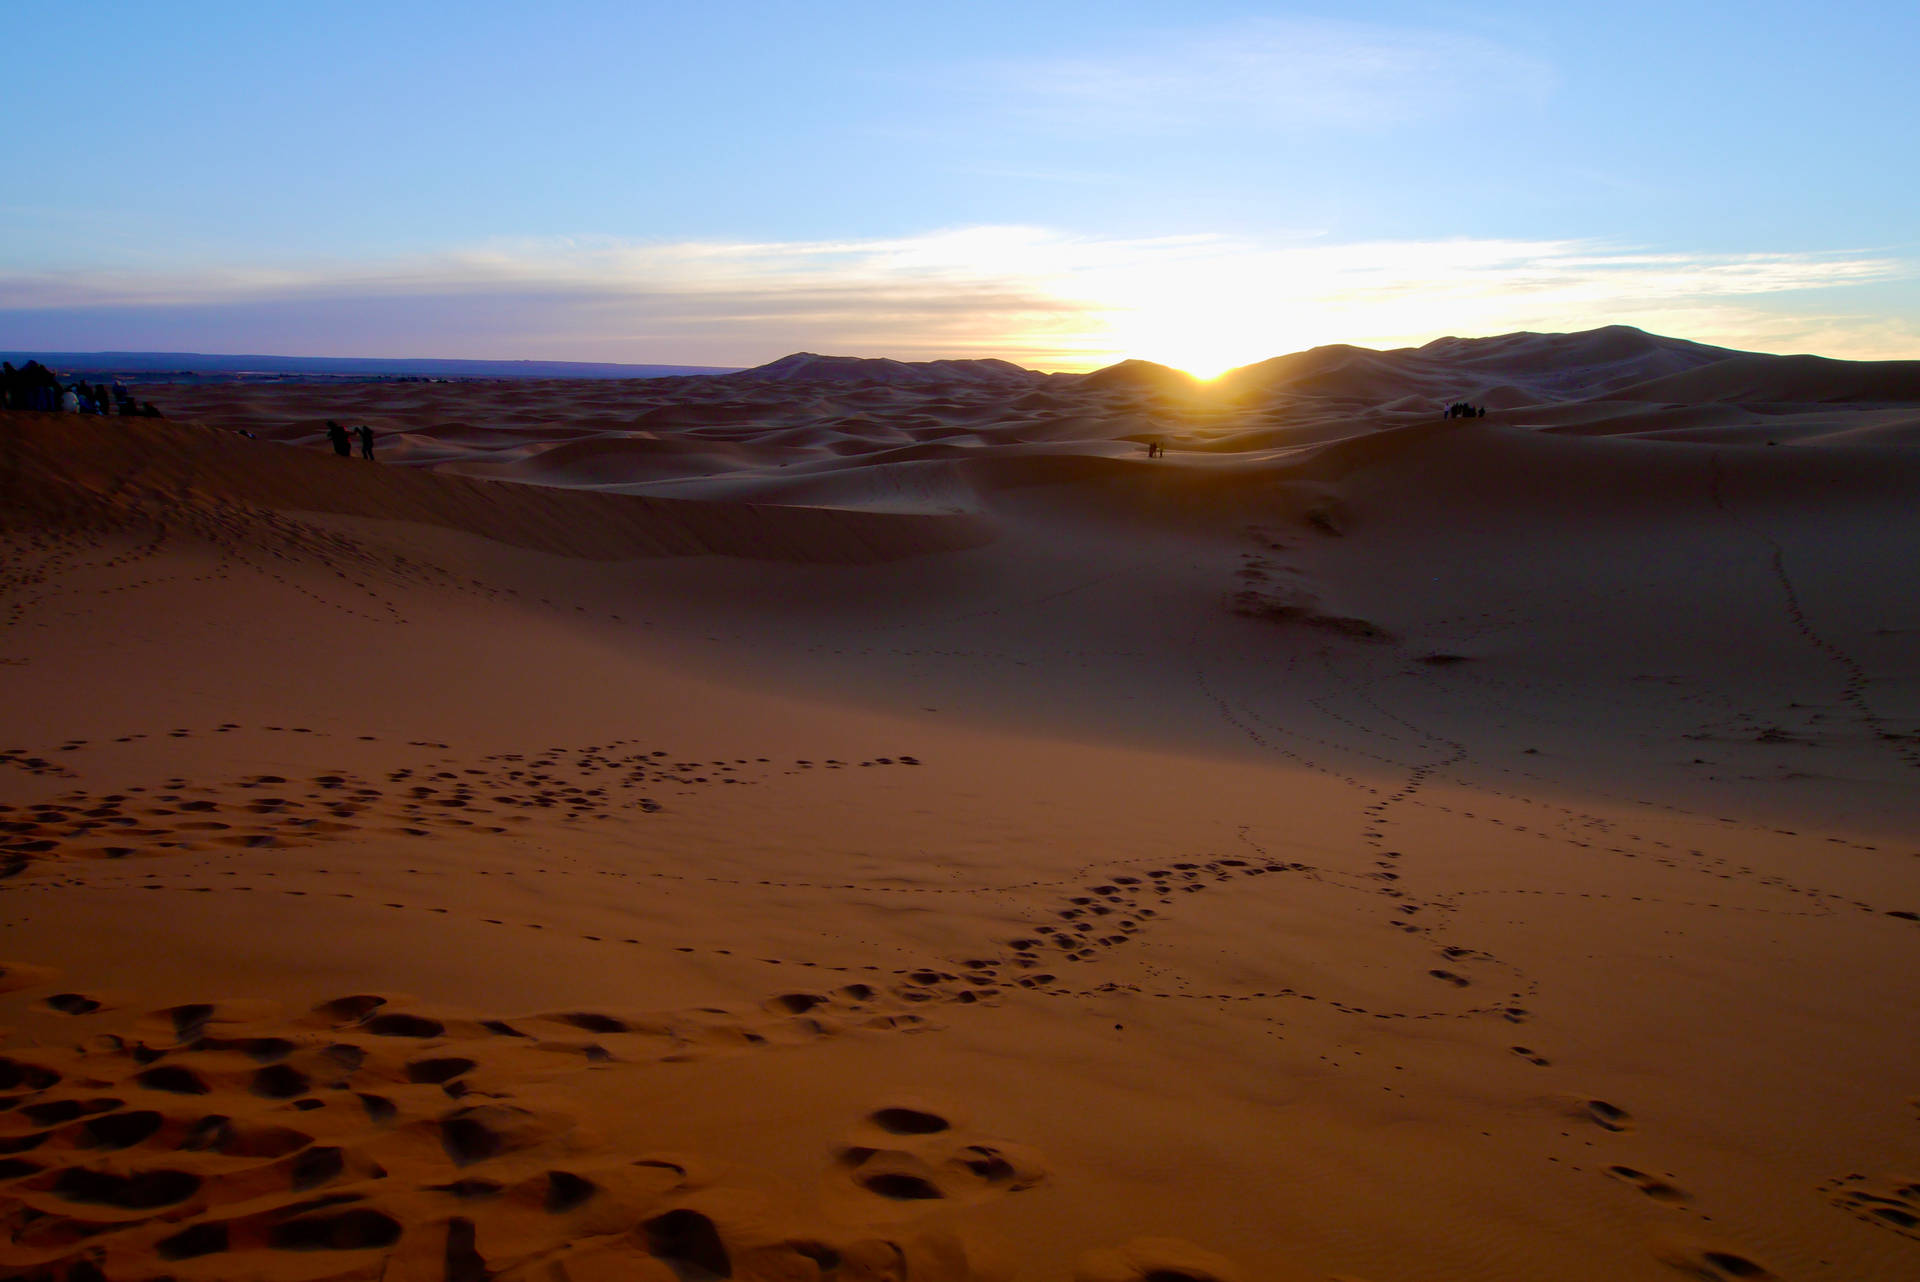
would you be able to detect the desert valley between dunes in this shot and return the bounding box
[2,325,1919,1282]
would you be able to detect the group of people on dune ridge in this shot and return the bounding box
[2,361,161,418]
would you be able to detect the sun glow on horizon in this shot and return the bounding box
[1063,248,1329,381]
[5,227,1913,369]
[1004,234,1920,376]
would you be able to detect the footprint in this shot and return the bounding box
[1821,1173,1920,1239]
[249,1064,311,1099]
[1584,1099,1633,1131]
[44,992,104,1015]
[854,1166,943,1200]
[1608,1165,1689,1204]
[642,1209,731,1278]
[406,1057,477,1085]
[50,1165,202,1210]
[76,1110,164,1150]
[363,1012,444,1038]
[1652,1240,1775,1280]
[157,1222,228,1261]
[135,1066,210,1095]
[311,994,385,1025]
[871,1106,949,1135]
[835,1101,1045,1207]
[269,1208,403,1250]
[437,1103,567,1166]
[1074,1236,1243,1282]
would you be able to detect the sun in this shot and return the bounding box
[1094,292,1313,382]
[1126,327,1278,383]
[1161,352,1237,382]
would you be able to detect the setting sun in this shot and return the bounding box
[1090,284,1322,380]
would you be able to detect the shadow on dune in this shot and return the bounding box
[0,415,991,564]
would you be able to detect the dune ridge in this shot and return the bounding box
[0,415,990,564]
[122,325,1920,509]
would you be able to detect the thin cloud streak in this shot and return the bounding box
[0,228,1911,369]
[978,17,1557,135]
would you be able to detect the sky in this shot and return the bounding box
[4,1,1917,375]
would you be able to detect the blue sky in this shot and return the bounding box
[4,0,1916,372]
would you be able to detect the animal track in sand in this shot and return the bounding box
[1819,1173,1920,1239]
[0,727,928,878]
[982,851,1535,1027]
[0,748,71,780]
[1653,1239,1777,1281]
[1582,1099,1633,1131]
[0,497,481,631]
[1198,615,1897,933]
[1765,538,1920,773]
[1607,1164,1690,1204]
[6,717,1871,1270]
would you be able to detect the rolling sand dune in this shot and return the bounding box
[1608,354,1920,406]
[3,326,1919,1281]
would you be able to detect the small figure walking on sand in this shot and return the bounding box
[357,425,376,461]
[325,420,352,457]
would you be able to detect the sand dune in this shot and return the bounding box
[1608,352,1920,405]
[1412,325,1737,396]
[0,416,988,563]
[1216,326,1739,407]
[134,325,1920,509]
[3,325,1919,1281]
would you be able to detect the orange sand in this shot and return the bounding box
[2,327,1918,1281]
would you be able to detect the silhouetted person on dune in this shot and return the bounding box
[357,425,376,461]
[326,420,352,457]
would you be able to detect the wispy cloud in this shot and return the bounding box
[0,228,1911,369]
[976,17,1557,135]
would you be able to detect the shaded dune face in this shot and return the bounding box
[1,326,1919,1282]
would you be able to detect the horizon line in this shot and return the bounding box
[5,322,1896,383]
